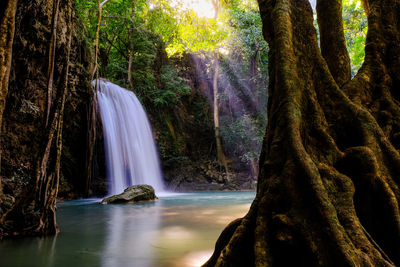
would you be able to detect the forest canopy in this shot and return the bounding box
[75,0,367,86]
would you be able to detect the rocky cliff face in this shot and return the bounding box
[1,0,92,210]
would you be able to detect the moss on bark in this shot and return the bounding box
[0,0,92,238]
[205,0,400,266]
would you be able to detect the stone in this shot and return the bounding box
[100,185,157,204]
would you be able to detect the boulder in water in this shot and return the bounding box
[101,185,157,204]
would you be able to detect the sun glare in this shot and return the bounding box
[172,0,216,18]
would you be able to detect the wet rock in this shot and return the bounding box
[101,185,157,204]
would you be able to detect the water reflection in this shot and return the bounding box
[179,251,214,267]
[0,192,255,267]
[0,235,59,267]
[102,203,161,267]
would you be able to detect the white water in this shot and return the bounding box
[94,79,164,195]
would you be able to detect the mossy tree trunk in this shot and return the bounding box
[0,0,17,131]
[45,0,60,126]
[0,0,18,191]
[205,0,400,266]
[0,0,74,237]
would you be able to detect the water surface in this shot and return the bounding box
[0,191,255,267]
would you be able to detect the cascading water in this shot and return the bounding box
[94,79,164,195]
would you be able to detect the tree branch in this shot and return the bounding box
[92,0,111,79]
[105,37,129,60]
[100,0,109,8]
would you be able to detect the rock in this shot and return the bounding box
[101,185,157,204]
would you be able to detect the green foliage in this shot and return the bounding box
[129,31,192,110]
[220,114,265,163]
[146,5,177,45]
[221,7,267,61]
[170,11,227,55]
[75,0,192,111]
[157,65,191,106]
[343,0,367,76]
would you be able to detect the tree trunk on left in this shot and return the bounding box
[0,0,74,238]
[0,0,17,130]
[0,0,18,191]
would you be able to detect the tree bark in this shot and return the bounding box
[45,0,60,126]
[205,0,400,266]
[0,0,17,131]
[316,0,351,86]
[0,1,73,237]
[0,0,18,186]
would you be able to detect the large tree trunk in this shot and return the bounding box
[0,0,18,191]
[205,0,400,266]
[45,0,60,126]
[0,0,75,238]
[0,0,17,132]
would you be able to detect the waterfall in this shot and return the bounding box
[94,79,164,195]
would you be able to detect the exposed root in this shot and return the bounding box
[206,0,400,265]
